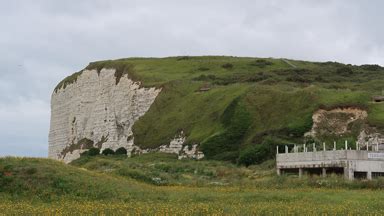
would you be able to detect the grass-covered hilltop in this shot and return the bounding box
[55,56,384,165]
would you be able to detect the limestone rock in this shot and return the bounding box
[48,68,161,163]
[49,68,204,163]
[305,108,368,138]
[157,131,205,159]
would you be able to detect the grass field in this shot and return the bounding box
[2,154,384,215]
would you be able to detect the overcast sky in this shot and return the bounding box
[1,0,383,157]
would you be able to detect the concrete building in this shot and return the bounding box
[276,142,384,180]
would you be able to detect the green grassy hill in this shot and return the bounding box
[2,155,384,214]
[55,56,384,164]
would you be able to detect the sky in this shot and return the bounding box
[1,0,384,157]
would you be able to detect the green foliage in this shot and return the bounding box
[85,60,135,85]
[336,66,353,75]
[360,64,382,71]
[221,63,233,69]
[4,156,384,215]
[61,138,94,158]
[238,145,269,166]
[87,148,100,156]
[201,98,251,160]
[249,59,273,68]
[54,71,82,92]
[56,56,384,163]
[115,147,127,155]
[101,148,115,156]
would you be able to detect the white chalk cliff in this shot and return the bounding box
[48,69,161,162]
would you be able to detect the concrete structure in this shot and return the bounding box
[276,142,384,180]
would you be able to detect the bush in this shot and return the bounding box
[102,148,115,156]
[197,67,210,71]
[115,147,127,155]
[222,63,233,69]
[336,66,353,75]
[192,74,217,81]
[360,64,382,71]
[286,74,310,83]
[238,145,269,166]
[88,148,100,156]
[250,59,273,68]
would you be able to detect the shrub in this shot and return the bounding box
[222,63,233,69]
[88,148,100,156]
[336,66,353,75]
[115,147,128,155]
[360,64,382,71]
[250,59,273,68]
[197,67,210,71]
[286,74,310,83]
[102,148,115,156]
[238,145,269,166]
[176,56,190,61]
[192,74,217,81]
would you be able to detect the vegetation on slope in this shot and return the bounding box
[54,56,384,165]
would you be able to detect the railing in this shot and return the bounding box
[276,140,382,155]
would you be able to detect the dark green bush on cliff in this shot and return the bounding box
[115,147,128,155]
[81,148,100,157]
[102,148,115,156]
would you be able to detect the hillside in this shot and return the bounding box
[2,155,384,214]
[52,56,384,164]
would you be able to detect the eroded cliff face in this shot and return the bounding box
[48,69,161,162]
[305,107,384,149]
[306,108,368,138]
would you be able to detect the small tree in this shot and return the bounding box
[102,148,115,156]
[115,147,128,155]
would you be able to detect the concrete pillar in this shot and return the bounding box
[367,171,372,180]
[322,168,326,177]
[323,142,326,151]
[299,168,303,178]
[333,142,336,150]
[303,144,306,152]
[276,146,279,154]
[313,143,316,152]
[344,167,353,180]
[345,140,348,150]
[277,168,281,176]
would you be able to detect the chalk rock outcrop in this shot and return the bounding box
[158,131,204,159]
[305,108,368,138]
[48,69,161,163]
[305,107,384,149]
